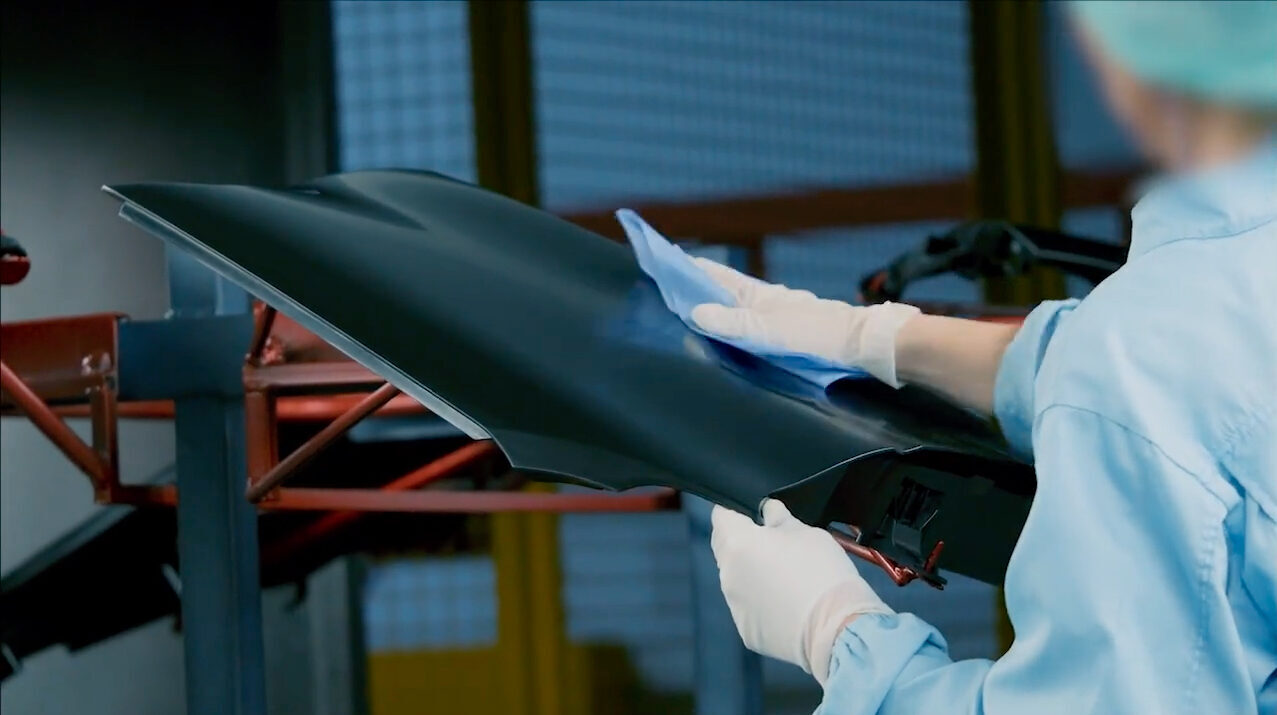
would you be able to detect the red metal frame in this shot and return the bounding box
[43,393,428,421]
[245,382,401,501]
[261,440,498,565]
[0,360,113,491]
[259,485,680,513]
[561,170,1138,244]
[830,531,946,588]
[0,300,1013,588]
[0,314,123,499]
[247,303,279,366]
[0,311,675,522]
[0,309,956,587]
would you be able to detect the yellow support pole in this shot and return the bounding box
[468,3,569,714]
[969,0,1068,306]
[468,0,539,206]
[489,494,568,715]
[968,0,1067,653]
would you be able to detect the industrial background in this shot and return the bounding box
[1,2,1141,714]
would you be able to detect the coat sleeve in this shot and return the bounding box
[816,405,1250,715]
[991,299,1077,459]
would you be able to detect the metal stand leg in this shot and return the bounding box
[685,495,762,715]
[175,397,267,715]
[167,247,267,715]
[307,558,370,715]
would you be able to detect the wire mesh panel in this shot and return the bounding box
[559,513,695,691]
[332,0,475,179]
[533,0,974,213]
[363,556,498,652]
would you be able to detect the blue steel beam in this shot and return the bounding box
[117,315,253,401]
[165,246,267,715]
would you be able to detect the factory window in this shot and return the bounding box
[333,0,475,180]
[363,556,498,651]
[533,1,974,211]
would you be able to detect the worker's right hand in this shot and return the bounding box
[689,258,921,388]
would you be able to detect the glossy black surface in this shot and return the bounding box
[105,170,1035,583]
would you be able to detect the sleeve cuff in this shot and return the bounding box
[993,299,1078,459]
[820,613,947,715]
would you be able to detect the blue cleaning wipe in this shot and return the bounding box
[616,209,868,387]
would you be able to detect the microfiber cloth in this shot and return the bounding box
[616,209,868,387]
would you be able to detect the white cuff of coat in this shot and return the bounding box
[857,302,921,388]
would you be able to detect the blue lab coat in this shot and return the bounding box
[819,139,1277,714]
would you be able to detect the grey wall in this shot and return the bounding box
[2,2,283,713]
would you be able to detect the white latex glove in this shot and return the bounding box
[711,499,892,686]
[690,257,921,387]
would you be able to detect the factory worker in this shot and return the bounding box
[695,2,1277,713]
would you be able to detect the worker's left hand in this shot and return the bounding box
[711,499,892,686]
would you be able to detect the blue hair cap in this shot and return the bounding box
[1071,0,1277,108]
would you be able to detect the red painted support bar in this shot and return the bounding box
[245,382,400,501]
[0,360,110,490]
[260,486,680,513]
